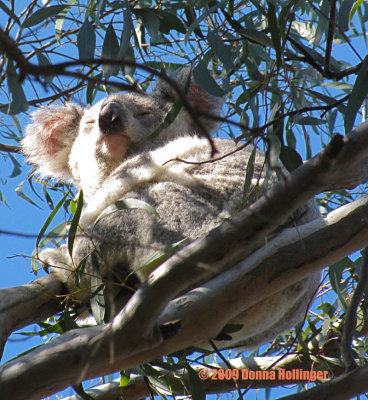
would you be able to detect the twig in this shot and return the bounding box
[324,0,337,76]
[0,143,20,153]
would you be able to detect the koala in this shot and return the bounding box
[21,70,320,349]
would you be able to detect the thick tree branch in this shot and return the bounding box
[278,364,368,400]
[2,119,368,398]
[2,192,368,399]
[62,354,337,400]
[0,274,64,359]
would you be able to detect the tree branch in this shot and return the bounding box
[278,364,368,400]
[61,354,337,400]
[0,143,20,153]
[0,273,65,359]
[2,192,368,399]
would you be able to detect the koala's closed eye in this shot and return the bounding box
[133,110,151,118]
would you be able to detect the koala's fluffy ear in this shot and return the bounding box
[154,68,224,133]
[21,103,83,181]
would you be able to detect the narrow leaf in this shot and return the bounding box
[55,0,76,42]
[280,146,303,172]
[267,2,282,67]
[207,30,234,70]
[185,0,227,43]
[36,192,68,252]
[95,198,159,227]
[337,0,356,32]
[23,5,68,28]
[350,0,365,24]
[193,62,226,97]
[0,1,20,24]
[102,23,119,77]
[345,55,368,133]
[77,20,96,60]
[5,60,28,114]
[15,180,41,208]
[68,191,84,258]
[90,253,105,324]
[186,365,206,400]
[243,145,256,201]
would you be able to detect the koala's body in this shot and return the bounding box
[22,71,320,349]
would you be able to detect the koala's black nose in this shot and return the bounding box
[99,102,125,134]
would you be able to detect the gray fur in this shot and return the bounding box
[21,71,320,349]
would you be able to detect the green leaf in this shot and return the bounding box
[119,7,136,76]
[345,55,368,133]
[118,6,133,58]
[267,2,281,68]
[278,0,302,38]
[185,0,227,44]
[23,5,68,28]
[280,146,303,172]
[4,60,28,115]
[133,9,160,42]
[241,28,274,48]
[102,23,120,77]
[328,258,350,313]
[36,193,69,254]
[36,50,53,84]
[193,62,226,97]
[186,364,205,400]
[77,20,96,60]
[149,71,190,139]
[55,0,76,42]
[242,145,256,201]
[95,198,159,226]
[0,190,8,207]
[337,0,356,32]
[137,239,186,277]
[15,180,41,209]
[90,253,105,324]
[120,371,131,387]
[68,191,84,258]
[207,30,234,70]
[8,153,21,178]
[268,134,281,167]
[292,116,326,126]
[0,1,20,24]
[158,10,186,35]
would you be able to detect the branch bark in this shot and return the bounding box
[1,192,368,399]
[0,273,65,359]
[61,354,336,400]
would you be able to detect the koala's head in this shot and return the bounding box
[21,70,223,197]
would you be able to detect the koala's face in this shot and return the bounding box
[22,71,222,199]
[77,92,171,166]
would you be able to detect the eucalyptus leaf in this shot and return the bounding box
[193,62,226,97]
[345,55,368,133]
[23,5,68,28]
[55,0,76,42]
[207,30,234,70]
[78,20,96,60]
[102,23,120,77]
[68,191,84,258]
[90,253,105,324]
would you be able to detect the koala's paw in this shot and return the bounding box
[39,245,73,284]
